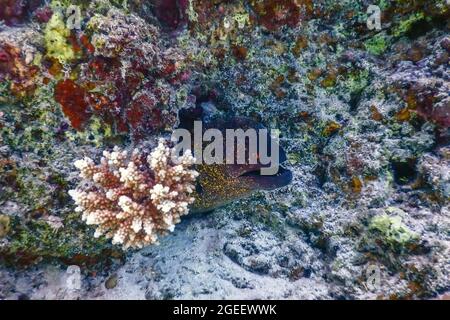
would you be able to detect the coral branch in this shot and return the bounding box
[69,140,198,249]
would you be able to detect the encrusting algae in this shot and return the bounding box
[44,12,75,64]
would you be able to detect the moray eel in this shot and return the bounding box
[178,107,293,213]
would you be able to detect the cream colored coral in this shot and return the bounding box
[69,140,198,249]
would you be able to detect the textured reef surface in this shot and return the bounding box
[0,0,449,299]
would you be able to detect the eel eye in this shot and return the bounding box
[195,182,204,195]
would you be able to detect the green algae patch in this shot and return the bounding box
[346,70,370,95]
[369,210,418,248]
[44,13,75,64]
[393,12,425,38]
[65,116,115,147]
[365,34,388,56]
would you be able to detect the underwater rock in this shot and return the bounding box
[406,82,450,129]
[249,0,313,31]
[151,0,189,30]
[33,6,53,23]
[105,274,118,289]
[0,0,43,26]
[418,147,450,201]
[0,43,39,97]
[50,9,186,139]
[389,35,450,131]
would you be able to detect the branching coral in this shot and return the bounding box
[69,140,198,249]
